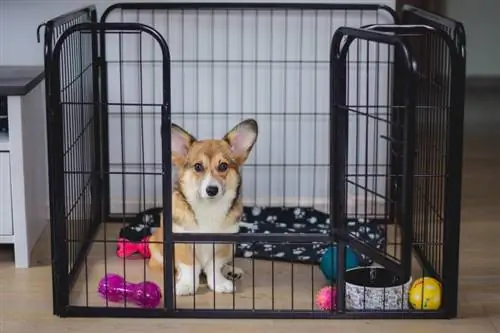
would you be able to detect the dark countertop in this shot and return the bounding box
[0,66,45,96]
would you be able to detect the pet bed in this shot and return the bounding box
[118,206,387,266]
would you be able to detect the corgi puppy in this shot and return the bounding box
[149,119,258,296]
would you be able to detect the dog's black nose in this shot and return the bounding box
[206,186,219,197]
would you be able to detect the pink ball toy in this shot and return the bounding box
[97,273,162,308]
[315,285,337,311]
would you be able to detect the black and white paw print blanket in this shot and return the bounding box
[236,206,386,266]
[118,206,387,266]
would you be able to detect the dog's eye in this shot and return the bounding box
[218,162,228,172]
[193,163,204,172]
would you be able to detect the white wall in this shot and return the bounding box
[0,0,396,216]
[0,0,393,67]
[444,0,500,77]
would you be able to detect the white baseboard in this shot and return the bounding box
[107,194,386,218]
[0,235,14,244]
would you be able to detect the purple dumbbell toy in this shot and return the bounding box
[97,273,162,308]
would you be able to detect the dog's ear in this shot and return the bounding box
[223,119,258,165]
[171,123,196,167]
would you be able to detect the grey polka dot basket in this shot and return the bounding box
[345,266,412,311]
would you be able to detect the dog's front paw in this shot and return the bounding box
[175,280,199,296]
[207,275,236,293]
[175,263,200,296]
[222,264,244,281]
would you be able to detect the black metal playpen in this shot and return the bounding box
[40,2,466,319]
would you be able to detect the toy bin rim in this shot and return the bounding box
[345,266,412,288]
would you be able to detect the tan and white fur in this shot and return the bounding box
[148,119,258,296]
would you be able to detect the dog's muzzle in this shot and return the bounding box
[200,175,223,199]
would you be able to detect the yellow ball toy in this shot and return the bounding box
[409,277,442,310]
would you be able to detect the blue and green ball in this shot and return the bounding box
[319,246,360,282]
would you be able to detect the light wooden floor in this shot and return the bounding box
[1,88,500,331]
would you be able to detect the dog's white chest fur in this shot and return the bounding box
[192,197,233,232]
[191,193,237,266]
[175,189,239,268]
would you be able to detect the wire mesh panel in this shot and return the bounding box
[399,7,466,318]
[331,22,465,318]
[42,6,99,314]
[330,26,416,314]
[47,21,171,317]
[100,3,397,218]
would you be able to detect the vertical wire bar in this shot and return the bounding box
[213,242,216,309]
[152,10,157,208]
[211,8,215,138]
[253,9,259,205]
[100,11,111,224]
[422,31,431,266]
[361,36,368,311]
[226,9,236,310]
[440,30,448,272]
[282,9,288,209]
[355,12,361,220]
[60,25,67,272]
[181,9,185,129]
[85,28,91,304]
[440,34,452,278]
[101,21,109,307]
[78,27,88,306]
[193,243,196,309]
[395,41,404,265]
[73,28,79,274]
[311,9,319,212]
[364,38,370,243]
[62,30,70,275]
[82,23,87,307]
[424,31,432,267]
[66,32,73,274]
[270,10,274,213]
[435,34,444,275]
[225,9,230,132]
[431,30,438,266]
[431,29,438,271]
[373,11,380,218]
[118,11,128,307]
[70,29,77,276]
[297,9,303,209]
[430,31,439,271]
[267,7,273,253]
[438,32,448,274]
[86,20,94,305]
[211,8,217,309]
[61,26,68,275]
[292,8,304,311]
[196,9,200,136]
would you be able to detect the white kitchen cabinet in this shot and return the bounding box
[0,66,49,268]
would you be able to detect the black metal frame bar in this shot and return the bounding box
[42,2,466,320]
